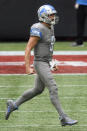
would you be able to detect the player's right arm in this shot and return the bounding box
[25,36,40,74]
[25,23,42,74]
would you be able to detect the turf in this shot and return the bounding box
[0,42,87,131]
[0,74,87,131]
[0,41,87,51]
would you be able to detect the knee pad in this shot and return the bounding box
[49,87,58,104]
[49,86,58,95]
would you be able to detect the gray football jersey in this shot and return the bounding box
[30,22,55,63]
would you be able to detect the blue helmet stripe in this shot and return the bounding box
[40,8,47,16]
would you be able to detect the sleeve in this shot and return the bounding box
[30,27,42,38]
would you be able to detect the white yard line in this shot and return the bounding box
[0,51,25,56]
[0,96,86,100]
[0,86,32,88]
[0,110,87,113]
[0,84,87,88]
[0,73,87,76]
[0,124,87,128]
[54,73,87,75]
[0,51,87,55]
[1,61,87,66]
[0,61,25,66]
[53,51,87,55]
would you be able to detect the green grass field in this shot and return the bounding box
[0,41,87,51]
[0,74,87,131]
[0,42,87,131]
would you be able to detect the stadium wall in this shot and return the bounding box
[0,0,87,41]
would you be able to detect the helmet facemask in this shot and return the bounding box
[48,14,59,25]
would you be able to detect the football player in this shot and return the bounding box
[5,4,78,126]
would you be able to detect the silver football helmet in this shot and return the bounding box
[38,4,59,25]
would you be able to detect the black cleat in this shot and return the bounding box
[59,114,78,126]
[5,100,18,120]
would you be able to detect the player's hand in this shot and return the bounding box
[26,67,35,75]
[53,65,59,71]
[50,59,59,71]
